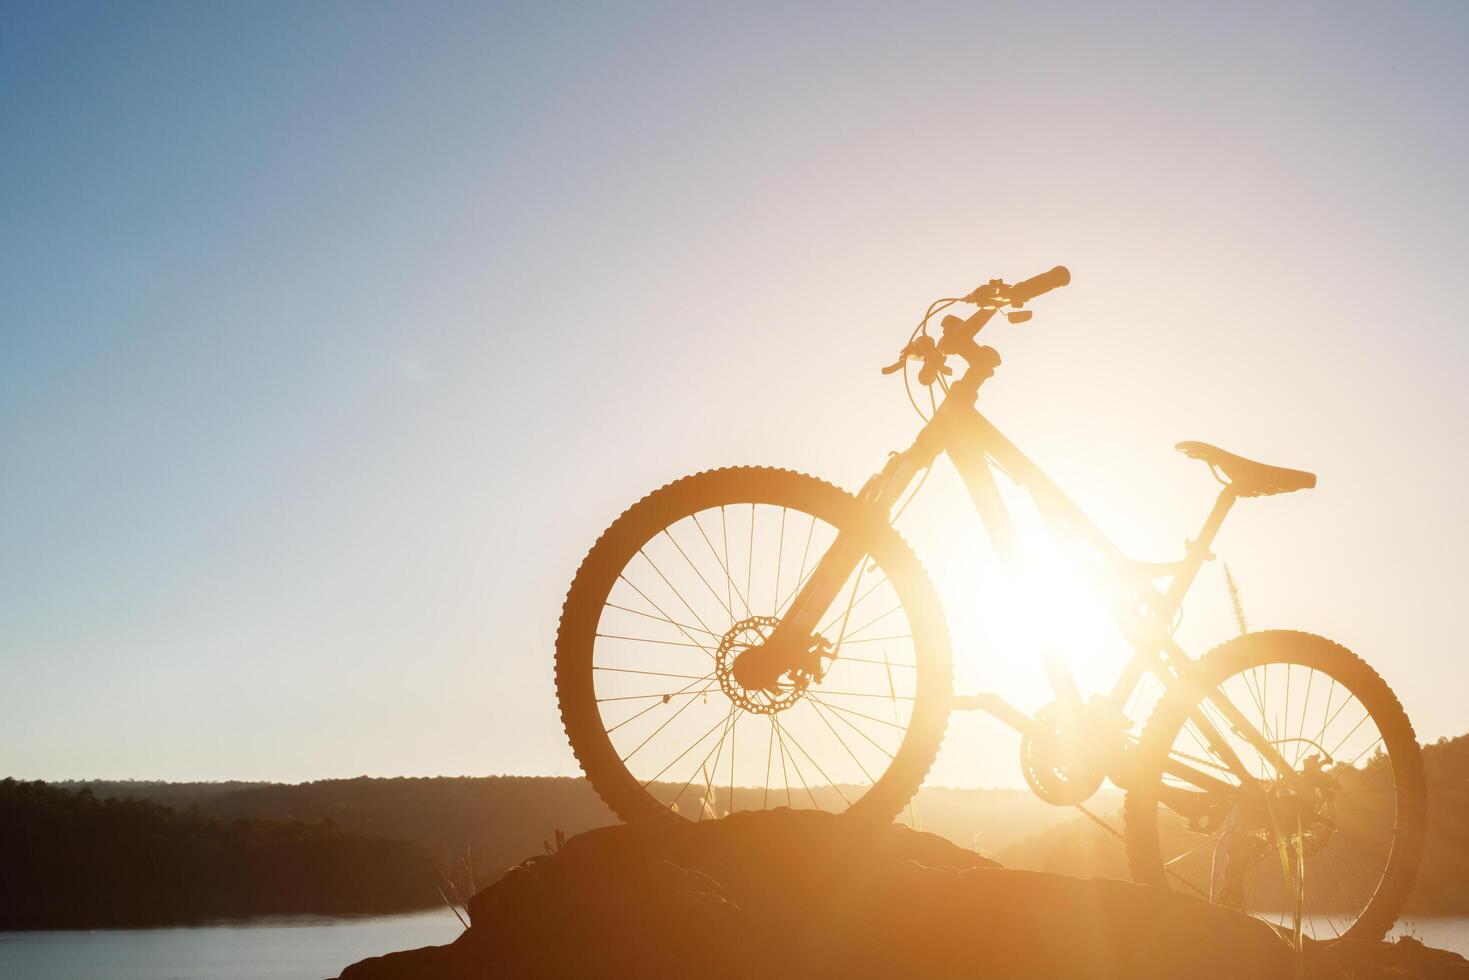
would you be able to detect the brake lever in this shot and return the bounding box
[880,335,951,383]
[962,278,1010,307]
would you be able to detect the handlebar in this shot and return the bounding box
[883,265,1071,392]
[1009,266,1070,305]
[962,265,1071,308]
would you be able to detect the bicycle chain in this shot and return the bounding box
[1070,801,1210,899]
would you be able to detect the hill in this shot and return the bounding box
[51,779,271,807]
[336,808,1469,980]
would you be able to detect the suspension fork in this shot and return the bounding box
[771,428,942,642]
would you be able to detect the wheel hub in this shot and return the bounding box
[1200,758,1341,862]
[1249,770,1339,856]
[718,617,829,714]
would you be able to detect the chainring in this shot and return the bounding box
[1020,701,1113,806]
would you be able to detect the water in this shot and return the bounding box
[1395,918,1469,957]
[0,912,1463,978]
[0,909,463,980]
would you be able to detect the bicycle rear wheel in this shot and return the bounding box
[555,466,952,825]
[1123,631,1426,942]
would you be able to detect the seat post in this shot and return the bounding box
[1193,485,1239,557]
[1158,486,1238,614]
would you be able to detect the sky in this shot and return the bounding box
[2,1,1466,788]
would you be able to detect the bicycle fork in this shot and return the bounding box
[755,426,944,678]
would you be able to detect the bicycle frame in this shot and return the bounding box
[778,360,1308,807]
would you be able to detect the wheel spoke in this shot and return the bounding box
[797,515,815,576]
[814,689,915,701]
[763,719,776,809]
[1240,666,1273,755]
[830,651,917,667]
[638,548,720,640]
[603,601,719,637]
[691,510,752,621]
[1145,656,1405,941]
[606,680,717,735]
[669,707,739,811]
[623,684,723,764]
[663,526,736,625]
[745,503,755,616]
[614,575,717,660]
[779,716,848,807]
[597,632,709,649]
[597,666,710,680]
[598,691,697,703]
[835,601,906,644]
[1162,836,1219,869]
[1312,683,1352,755]
[644,704,736,789]
[576,486,932,825]
[806,696,876,783]
[728,710,738,815]
[808,693,896,760]
[1318,849,1355,935]
[1327,708,1373,761]
[774,716,817,809]
[1293,668,1316,768]
[772,506,787,616]
[818,573,889,637]
[1281,664,1292,768]
[828,556,870,653]
[785,515,816,614]
[807,695,908,732]
[703,709,737,820]
[776,560,821,619]
[1343,735,1385,770]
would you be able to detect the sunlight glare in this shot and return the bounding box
[902,466,1128,714]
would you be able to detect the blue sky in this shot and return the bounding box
[2,2,1466,784]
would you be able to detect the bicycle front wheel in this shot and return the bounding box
[1123,631,1426,943]
[555,466,952,825]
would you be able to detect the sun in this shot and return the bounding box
[895,472,1129,716]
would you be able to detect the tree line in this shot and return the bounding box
[0,779,442,929]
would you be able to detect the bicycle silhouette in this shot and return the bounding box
[555,267,1425,943]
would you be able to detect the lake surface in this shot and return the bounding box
[1396,918,1469,956]
[0,912,1464,978]
[0,909,463,980]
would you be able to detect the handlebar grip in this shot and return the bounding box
[1009,266,1070,304]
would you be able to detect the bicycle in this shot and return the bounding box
[554,266,1426,942]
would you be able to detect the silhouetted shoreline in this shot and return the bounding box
[5,732,1466,930]
[0,781,439,929]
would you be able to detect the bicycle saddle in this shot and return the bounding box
[1175,441,1316,497]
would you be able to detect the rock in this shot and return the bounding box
[336,938,473,979]
[336,808,1469,980]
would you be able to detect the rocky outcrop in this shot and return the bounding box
[336,808,1468,980]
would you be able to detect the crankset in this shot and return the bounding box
[1019,698,1129,806]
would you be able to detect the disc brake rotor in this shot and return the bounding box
[715,616,828,715]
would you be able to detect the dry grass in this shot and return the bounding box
[435,846,477,932]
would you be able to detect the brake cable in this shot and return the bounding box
[900,296,962,421]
